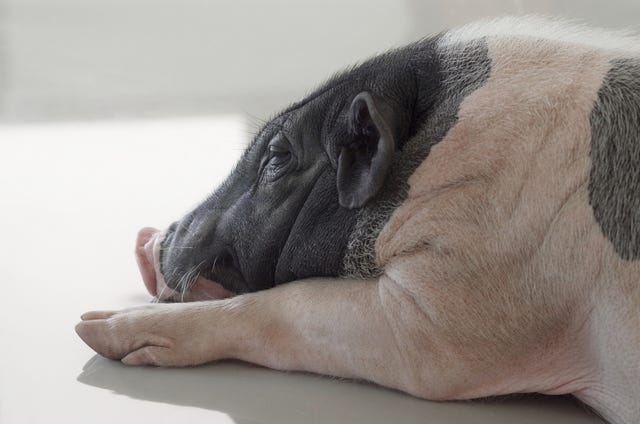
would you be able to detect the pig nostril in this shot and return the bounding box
[212,247,241,276]
[218,251,235,269]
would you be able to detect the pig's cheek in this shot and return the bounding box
[76,304,225,366]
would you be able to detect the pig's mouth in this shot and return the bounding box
[135,227,236,302]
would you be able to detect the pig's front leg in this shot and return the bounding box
[76,278,422,395]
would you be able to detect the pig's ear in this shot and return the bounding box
[337,92,397,209]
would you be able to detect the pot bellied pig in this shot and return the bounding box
[76,17,640,424]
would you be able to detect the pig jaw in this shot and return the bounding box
[135,227,235,302]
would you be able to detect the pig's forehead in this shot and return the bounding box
[247,81,352,150]
[246,37,428,154]
[282,80,353,128]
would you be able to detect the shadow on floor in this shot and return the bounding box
[77,355,599,424]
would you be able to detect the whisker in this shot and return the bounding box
[154,281,168,304]
[176,270,190,299]
[171,260,203,303]
[191,260,206,288]
[210,254,220,275]
[180,268,191,293]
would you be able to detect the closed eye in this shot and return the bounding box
[268,146,291,166]
[258,132,294,182]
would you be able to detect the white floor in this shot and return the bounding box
[0,119,603,423]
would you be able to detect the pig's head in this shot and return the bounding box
[136,42,446,301]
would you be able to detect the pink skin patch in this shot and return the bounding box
[135,227,235,302]
[135,227,160,296]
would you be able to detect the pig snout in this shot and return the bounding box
[135,227,165,297]
[135,227,236,302]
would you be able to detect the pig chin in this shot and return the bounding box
[135,227,235,302]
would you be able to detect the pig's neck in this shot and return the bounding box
[340,121,441,279]
[342,41,493,279]
[576,286,640,424]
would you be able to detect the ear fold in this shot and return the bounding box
[337,92,397,209]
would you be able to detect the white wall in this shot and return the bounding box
[1,0,639,122]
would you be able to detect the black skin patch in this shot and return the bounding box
[160,36,491,294]
[342,39,491,278]
[589,58,640,261]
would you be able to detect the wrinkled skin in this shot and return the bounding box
[141,44,438,301]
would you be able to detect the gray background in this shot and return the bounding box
[1,0,639,122]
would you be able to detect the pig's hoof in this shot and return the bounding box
[75,304,218,367]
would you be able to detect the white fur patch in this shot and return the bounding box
[439,16,640,54]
